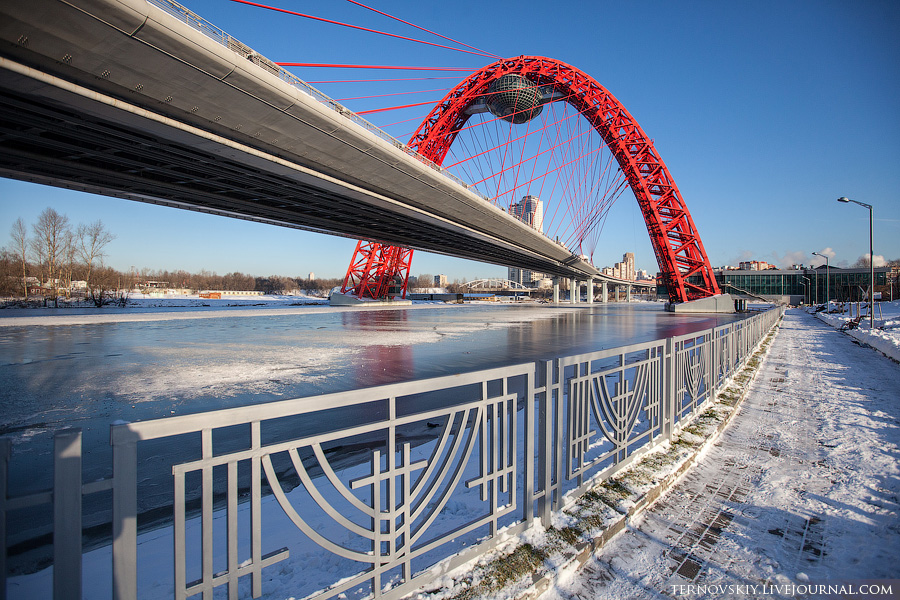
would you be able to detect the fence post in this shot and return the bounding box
[112,438,137,600]
[536,359,552,526]
[664,337,676,438]
[54,429,83,600]
[1,438,10,600]
[524,369,535,526]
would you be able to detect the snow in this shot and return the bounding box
[7,304,898,599]
[813,299,900,363]
[0,295,561,328]
[540,308,900,599]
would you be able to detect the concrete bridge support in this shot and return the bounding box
[627,284,632,302]
[601,281,608,303]
[553,279,560,304]
[587,280,594,304]
[570,278,578,304]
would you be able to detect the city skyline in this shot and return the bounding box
[1,0,898,280]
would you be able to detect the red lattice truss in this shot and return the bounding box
[342,241,412,300]
[344,56,720,303]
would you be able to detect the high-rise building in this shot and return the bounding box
[434,274,447,287]
[622,252,635,281]
[507,195,547,286]
[509,195,543,233]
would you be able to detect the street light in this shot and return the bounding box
[837,197,875,328]
[801,276,810,305]
[812,251,830,305]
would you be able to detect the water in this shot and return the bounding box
[0,302,746,562]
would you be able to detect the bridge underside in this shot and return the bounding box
[0,76,581,279]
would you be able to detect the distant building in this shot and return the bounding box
[508,267,546,287]
[308,272,315,280]
[602,253,637,280]
[657,266,889,304]
[738,260,775,271]
[508,195,548,286]
[509,195,543,233]
[434,274,447,287]
[621,252,635,281]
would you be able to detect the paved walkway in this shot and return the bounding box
[541,310,900,599]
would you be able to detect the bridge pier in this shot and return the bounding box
[626,284,632,302]
[570,278,578,304]
[587,280,594,304]
[601,281,608,303]
[553,279,560,304]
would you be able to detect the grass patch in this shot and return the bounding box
[448,543,548,600]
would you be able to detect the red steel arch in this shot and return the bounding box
[408,56,720,303]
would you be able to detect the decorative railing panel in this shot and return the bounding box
[0,307,782,600]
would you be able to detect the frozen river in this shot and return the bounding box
[0,301,748,563]
[1,302,745,451]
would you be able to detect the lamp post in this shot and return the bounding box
[812,251,830,305]
[801,276,810,305]
[837,197,875,328]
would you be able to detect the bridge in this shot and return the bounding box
[461,278,532,292]
[0,0,728,310]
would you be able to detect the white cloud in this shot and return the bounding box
[810,247,836,267]
[774,250,808,269]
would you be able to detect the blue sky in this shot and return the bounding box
[2,0,898,279]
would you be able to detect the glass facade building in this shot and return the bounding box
[657,267,890,303]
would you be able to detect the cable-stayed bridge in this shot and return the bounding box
[0,0,726,308]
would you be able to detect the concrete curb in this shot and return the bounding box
[520,319,781,599]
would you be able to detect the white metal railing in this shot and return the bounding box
[0,307,782,600]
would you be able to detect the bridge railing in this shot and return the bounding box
[0,307,782,599]
[144,0,490,203]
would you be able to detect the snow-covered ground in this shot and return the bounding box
[813,299,900,363]
[0,293,543,328]
[541,309,900,599]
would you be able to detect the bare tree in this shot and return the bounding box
[413,273,434,289]
[10,218,28,298]
[88,265,124,307]
[31,208,71,304]
[61,229,77,297]
[77,220,116,295]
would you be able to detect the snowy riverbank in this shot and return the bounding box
[813,299,900,362]
[0,294,559,328]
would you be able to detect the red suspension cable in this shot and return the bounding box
[307,76,463,83]
[357,100,442,115]
[277,63,475,72]
[344,0,501,59]
[445,106,580,169]
[228,0,497,58]
[335,88,449,102]
[468,128,594,188]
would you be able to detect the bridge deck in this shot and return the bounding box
[0,0,603,280]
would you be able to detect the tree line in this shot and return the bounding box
[0,207,471,305]
[2,208,117,305]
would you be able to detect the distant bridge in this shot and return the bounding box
[461,279,532,292]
